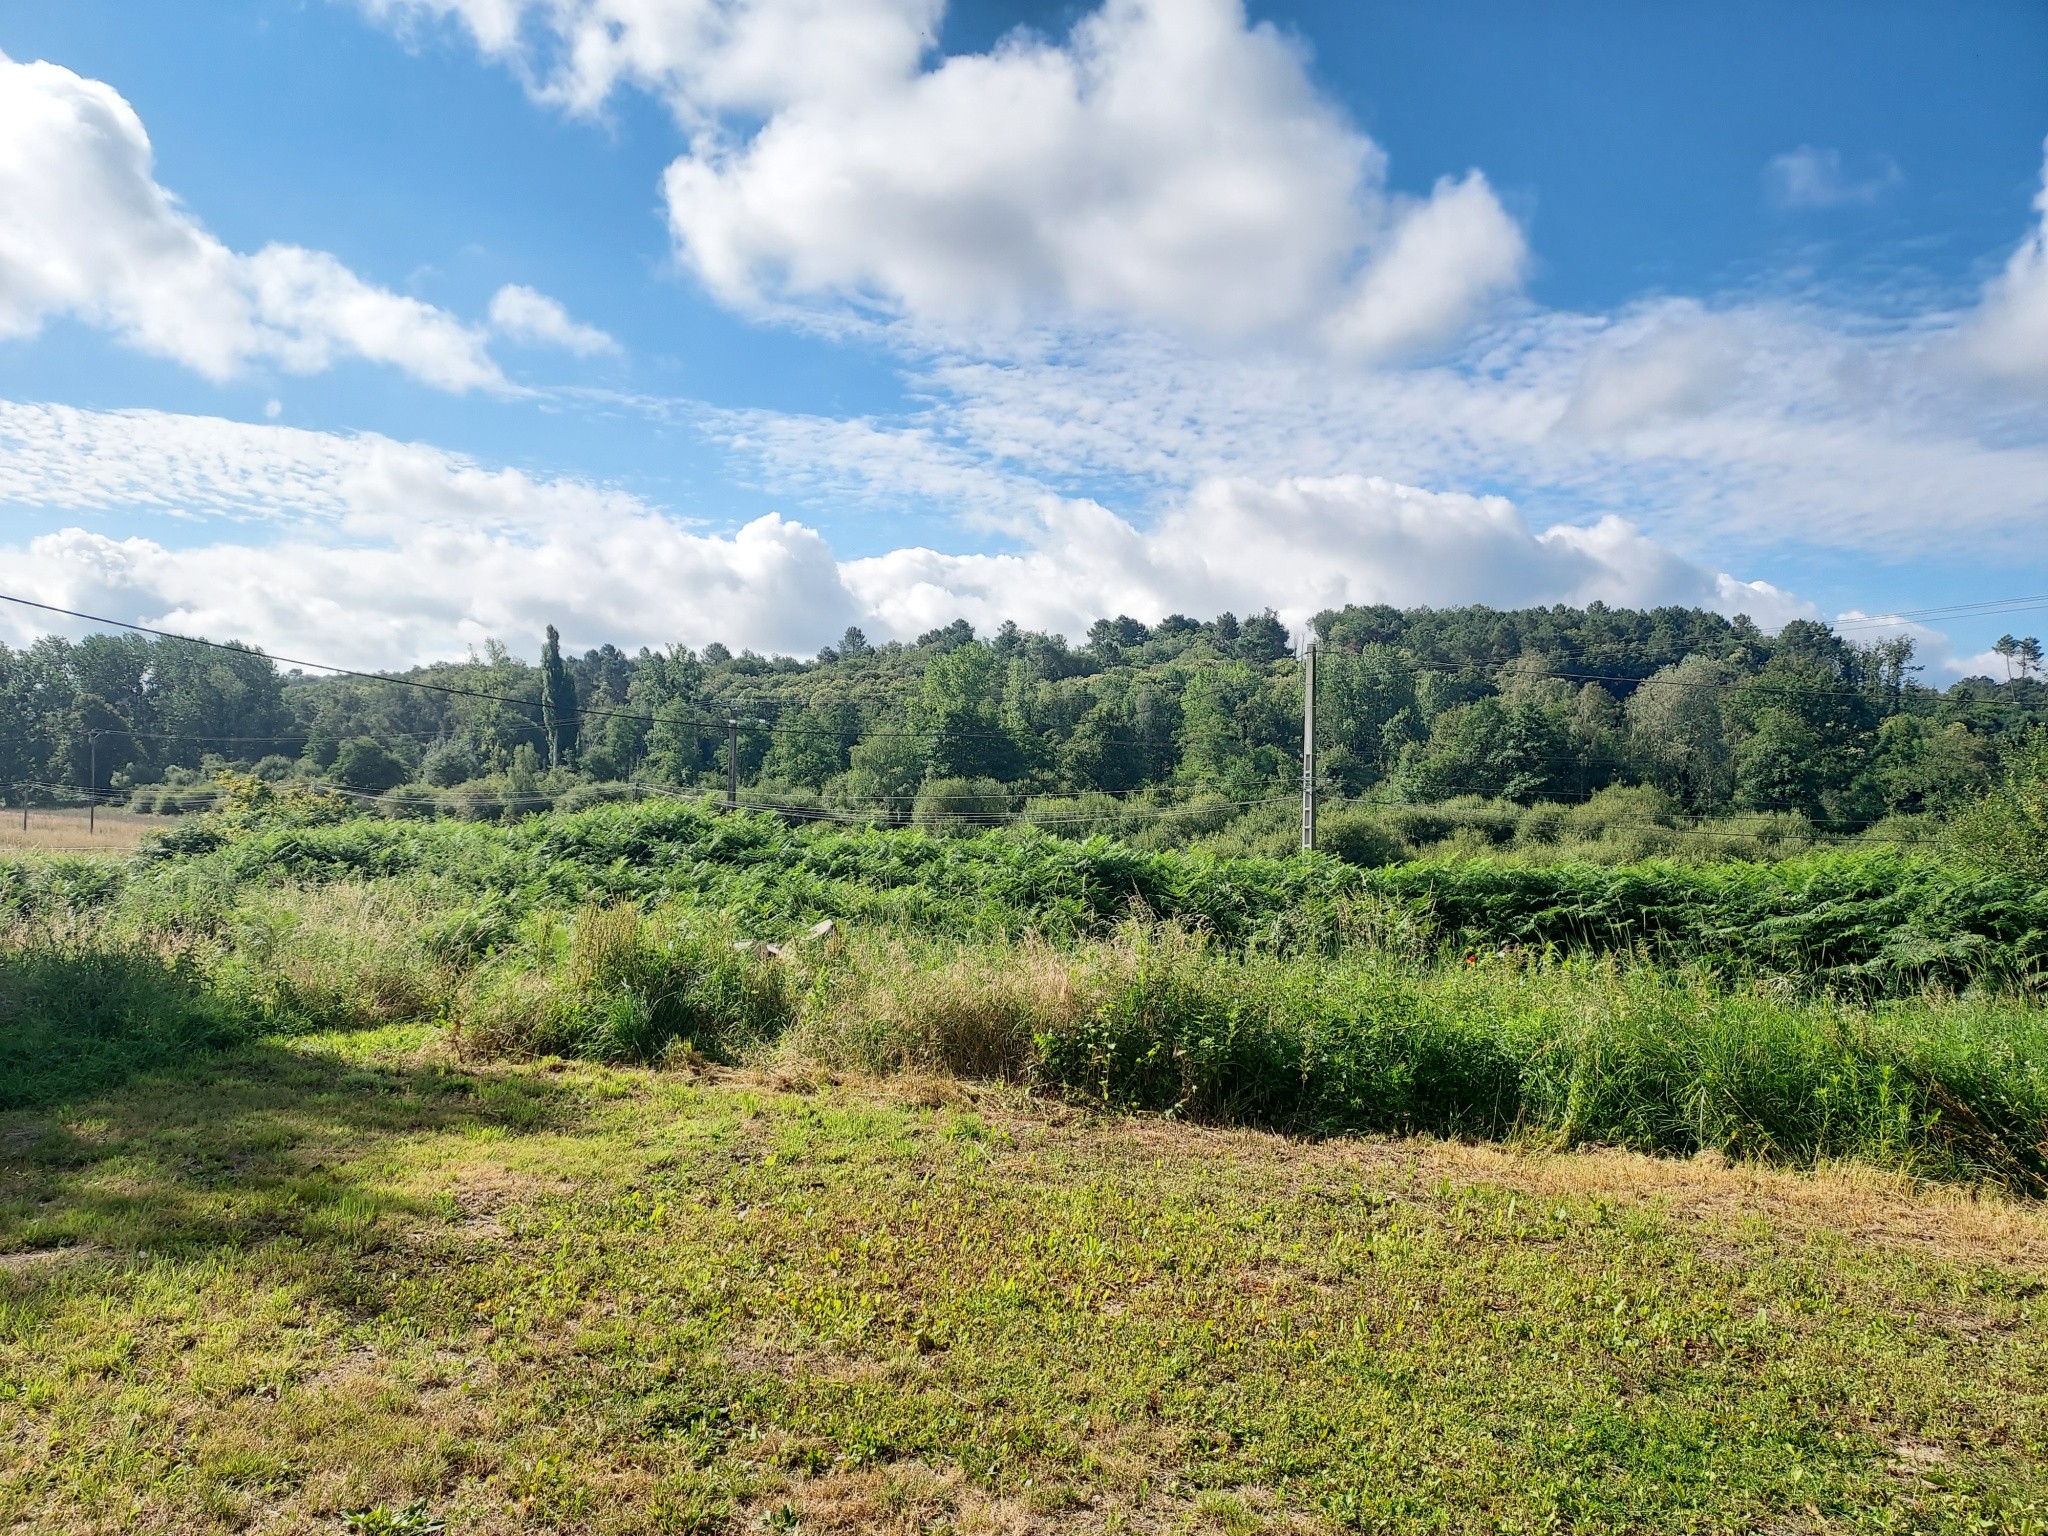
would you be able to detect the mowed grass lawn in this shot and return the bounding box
[4,1029,2047,1535]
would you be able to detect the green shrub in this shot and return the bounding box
[1948,731,2048,883]
[1029,935,2048,1189]
[0,936,253,1109]
[913,777,1014,836]
[1318,810,1409,868]
[455,903,798,1062]
[18,798,2048,992]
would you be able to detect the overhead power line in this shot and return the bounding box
[1832,596,2048,630]
[0,591,1054,749]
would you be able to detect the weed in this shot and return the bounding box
[343,1501,445,1535]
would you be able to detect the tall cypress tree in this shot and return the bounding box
[539,625,579,769]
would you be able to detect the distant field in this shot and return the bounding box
[0,808,152,855]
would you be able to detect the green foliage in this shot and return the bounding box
[14,797,2038,991]
[911,776,1013,834]
[456,903,797,1062]
[1317,808,1409,867]
[333,737,409,794]
[1626,656,1730,809]
[1948,730,2048,883]
[1393,697,1569,803]
[344,1501,445,1536]
[10,604,2044,854]
[1031,938,2048,1190]
[538,623,579,769]
[0,936,252,1110]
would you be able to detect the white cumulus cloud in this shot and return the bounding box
[842,475,1810,641]
[0,50,505,391]
[364,0,941,119]
[1966,138,2048,392]
[368,0,1527,355]
[489,284,619,354]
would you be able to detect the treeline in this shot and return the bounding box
[3,603,2043,833]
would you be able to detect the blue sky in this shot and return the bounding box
[1,0,2045,670]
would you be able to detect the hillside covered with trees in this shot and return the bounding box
[3,603,2043,857]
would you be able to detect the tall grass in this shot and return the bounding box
[7,878,2045,1189]
[453,902,797,1062]
[6,801,2047,1189]
[787,926,2048,1191]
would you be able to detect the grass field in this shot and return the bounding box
[0,808,153,856]
[4,1025,2047,1535]
[6,804,2048,1532]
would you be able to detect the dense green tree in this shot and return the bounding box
[1733,708,1823,814]
[421,741,481,788]
[539,624,579,769]
[8,599,2045,834]
[1394,698,1568,803]
[912,641,1023,781]
[1948,730,2048,879]
[1317,644,1420,793]
[1869,717,1997,817]
[1236,609,1292,664]
[842,729,925,820]
[333,737,409,794]
[646,698,709,784]
[1058,672,1178,792]
[761,693,861,788]
[1626,657,1731,810]
[1177,663,1258,790]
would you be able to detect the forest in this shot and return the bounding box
[3,601,2043,860]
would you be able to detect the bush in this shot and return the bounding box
[1562,783,1679,840]
[912,777,1013,835]
[1319,809,1409,868]
[456,903,798,1062]
[334,738,410,794]
[0,937,253,1109]
[1948,731,2048,883]
[1027,933,2048,1190]
[28,797,2048,992]
[420,741,481,788]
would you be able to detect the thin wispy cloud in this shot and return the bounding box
[0,402,1804,664]
[1765,145,1904,209]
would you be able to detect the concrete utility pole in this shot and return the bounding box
[726,717,740,811]
[1300,635,1316,852]
[87,730,98,835]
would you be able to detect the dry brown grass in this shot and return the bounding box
[0,808,154,855]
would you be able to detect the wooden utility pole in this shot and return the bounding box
[1300,636,1316,852]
